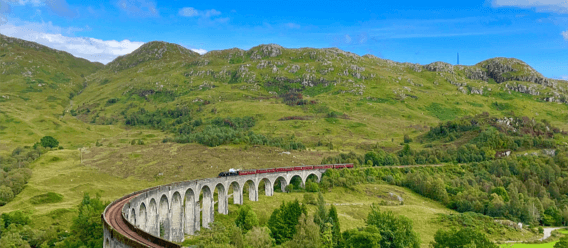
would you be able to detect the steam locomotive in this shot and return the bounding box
[217,163,354,177]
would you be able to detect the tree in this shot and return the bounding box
[431,228,497,248]
[245,226,274,248]
[40,136,59,148]
[268,200,308,244]
[55,193,107,248]
[287,214,320,248]
[366,204,420,248]
[314,193,328,231]
[341,226,382,248]
[329,205,342,246]
[404,134,413,143]
[0,185,14,206]
[235,205,259,232]
[555,236,568,248]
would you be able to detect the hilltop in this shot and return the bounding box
[68,42,568,151]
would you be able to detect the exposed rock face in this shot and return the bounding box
[424,62,454,74]
[287,65,300,73]
[466,67,488,81]
[403,63,422,72]
[477,58,553,87]
[249,44,282,60]
[504,83,540,95]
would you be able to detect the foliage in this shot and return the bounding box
[366,204,421,248]
[235,205,259,232]
[53,193,108,248]
[267,199,308,244]
[40,136,59,148]
[244,226,273,248]
[555,236,568,248]
[0,145,45,206]
[431,228,497,248]
[340,226,382,248]
[287,214,321,248]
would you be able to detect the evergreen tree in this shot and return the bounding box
[329,205,342,247]
[287,214,320,248]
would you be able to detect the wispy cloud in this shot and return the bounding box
[0,21,144,63]
[4,0,77,18]
[562,30,568,41]
[116,0,158,17]
[178,7,221,18]
[491,0,568,13]
[178,7,227,26]
[284,22,300,29]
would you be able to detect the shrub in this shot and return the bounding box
[40,136,59,148]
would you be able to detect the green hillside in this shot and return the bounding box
[2,35,568,248]
[71,43,568,153]
[0,34,109,152]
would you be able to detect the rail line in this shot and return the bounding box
[104,193,166,248]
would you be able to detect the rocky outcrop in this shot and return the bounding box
[424,62,454,74]
[504,83,540,95]
[466,67,488,81]
[249,44,282,60]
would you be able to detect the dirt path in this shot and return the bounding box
[501,227,564,244]
[540,227,564,241]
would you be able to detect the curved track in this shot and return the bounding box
[105,193,165,248]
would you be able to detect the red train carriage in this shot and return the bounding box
[346,164,354,168]
[239,170,257,175]
[256,169,268,174]
[267,168,276,173]
[313,165,325,169]
[303,166,314,170]
[276,167,294,172]
[334,164,346,169]
[294,166,304,171]
[323,164,333,169]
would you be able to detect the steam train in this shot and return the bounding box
[217,163,354,177]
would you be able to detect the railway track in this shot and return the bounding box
[105,194,165,248]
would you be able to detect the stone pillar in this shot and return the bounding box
[184,191,195,235]
[202,188,212,228]
[249,182,258,201]
[264,180,274,196]
[218,188,228,215]
[194,200,201,233]
[234,185,243,205]
[279,178,287,192]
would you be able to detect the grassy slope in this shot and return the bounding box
[0,34,108,153]
[72,44,568,152]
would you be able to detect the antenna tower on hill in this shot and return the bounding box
[457,53,459,65]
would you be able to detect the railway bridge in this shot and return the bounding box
[102,167,328,248]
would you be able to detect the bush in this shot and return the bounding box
[40,136,59,148]
[303,193,317,205]
[404,134,413,143]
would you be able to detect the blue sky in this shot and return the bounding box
[0,0,567,79]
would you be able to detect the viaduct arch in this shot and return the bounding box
[102,168,325,248]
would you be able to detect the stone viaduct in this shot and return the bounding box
[102,168,325,248]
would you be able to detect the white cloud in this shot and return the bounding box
[178,7,221,18]
[491,0,568,13]
[562,30,568,41]
[345,34,351,44]
[562,75,568,80]
[190,48,207,54]
[178,7,198,17]
[0,22,144,64]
